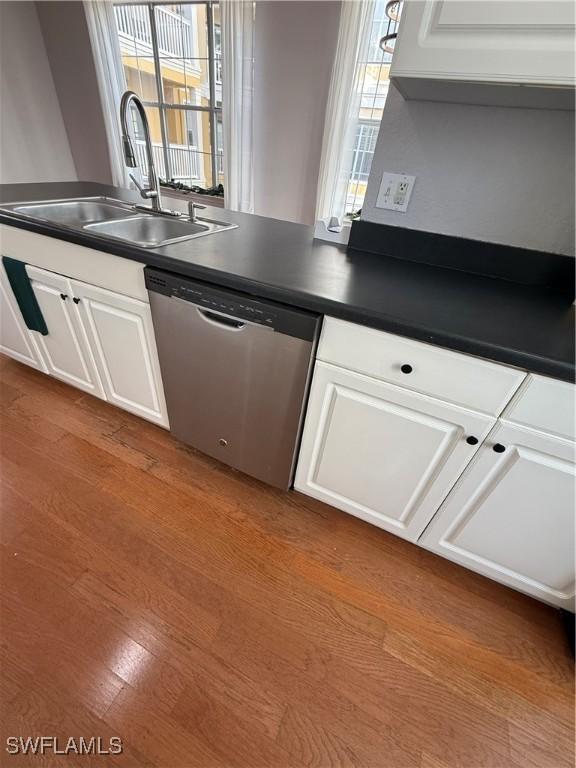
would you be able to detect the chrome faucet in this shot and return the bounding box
[120,90,177,216]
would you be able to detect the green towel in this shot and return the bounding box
[2,256,48,335]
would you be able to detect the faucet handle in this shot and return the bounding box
[188,200,207,222]
[129,172,158,200]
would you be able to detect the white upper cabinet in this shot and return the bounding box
[70,279,168,428]
[420,421,575,610]
[0,266,47,372]
[391,1,576,109]
[294,361,495,542]
[25,265,105,399]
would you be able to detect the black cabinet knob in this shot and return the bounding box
[60,293,67,301]
[493,443,506,453]
[466,436,478,445]
[73,297,80,304]
[400,364,413,374]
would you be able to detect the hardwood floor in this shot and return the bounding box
[0,354,573,768]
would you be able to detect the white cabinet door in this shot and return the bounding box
[420,422,575,610]
[0,267,47,372]
[391,1,575,108]
[70,279,168,428]
[25,265,105,398]
[294,362,495,542]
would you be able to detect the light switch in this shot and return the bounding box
[376,172,416,213]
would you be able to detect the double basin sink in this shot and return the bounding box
[0,197,237,248]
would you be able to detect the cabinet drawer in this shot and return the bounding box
[502,374,575,441]
[318,318,525,416]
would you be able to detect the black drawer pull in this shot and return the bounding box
[60,293,67,301]
[466,436,478,445]
[400,364,413,374]
[73,297,80,304]
[493,443,506,453]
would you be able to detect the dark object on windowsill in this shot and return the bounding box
[160,179,224,198]
[347,208,362,221]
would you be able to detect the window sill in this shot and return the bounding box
[313,218,352,245]
[161,188,225,208]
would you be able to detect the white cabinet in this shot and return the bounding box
[391,1,576,109]
[294,362,495,541]
[318,317,525,416]
[1,225,168,427]
[0,224,149,301]
[70,279,168,428]
[502,373,575,442]
[0,267,47,372]
[1,261,169,429]
[420,422,575,610]
[25,265,105,399]
[295,317,574,608]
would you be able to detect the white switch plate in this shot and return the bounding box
[376,172,416,213]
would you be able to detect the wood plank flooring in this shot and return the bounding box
[0,354,573,767]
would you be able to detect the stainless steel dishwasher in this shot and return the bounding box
[145,267,321,489]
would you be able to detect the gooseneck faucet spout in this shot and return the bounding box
[120,90,162,213]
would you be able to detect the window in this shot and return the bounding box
[350,123,379,186]
[113,1,223,190]
[345,0,400,216]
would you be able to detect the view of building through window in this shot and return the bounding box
[346,0,400,216]
[113,1,395,208]
[113,1,223,190]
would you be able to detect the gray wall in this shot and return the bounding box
[362,85,575,256]
[37,1,113,184]
[0,1,77,183]
[253,1,341,224]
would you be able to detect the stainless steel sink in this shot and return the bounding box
[0,196,237,248]
[84,215,227,248]
[84,214,236,248]
[7,198,136,226]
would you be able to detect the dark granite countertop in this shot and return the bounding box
[1,180,574,382]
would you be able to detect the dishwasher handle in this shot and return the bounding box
[197,307,246,330]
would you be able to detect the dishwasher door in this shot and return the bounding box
[146,270,320,489]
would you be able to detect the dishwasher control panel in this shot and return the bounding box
[145,267,321,341]
[172,282,278,327]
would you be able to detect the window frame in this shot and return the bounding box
[114,0,221,188]
[344,0,400,217]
